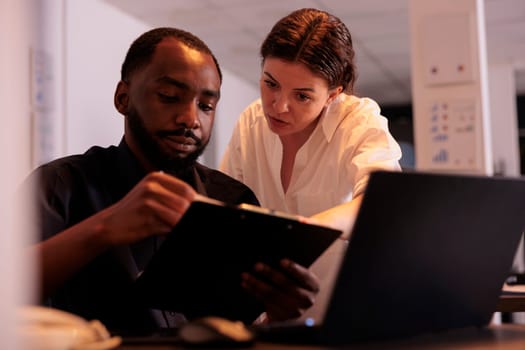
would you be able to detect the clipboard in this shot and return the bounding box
[133,196,342,324]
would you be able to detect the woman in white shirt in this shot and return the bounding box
[221,8,403,322]
[220,8,402,236]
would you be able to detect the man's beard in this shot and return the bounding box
[127,107,207,176]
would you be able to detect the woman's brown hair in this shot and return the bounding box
[260,8,356,94]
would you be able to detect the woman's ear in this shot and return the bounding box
[326,86,344,106]
[114,81,129,114]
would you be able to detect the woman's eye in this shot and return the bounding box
[297,93,311,102]
[264,80,277,88]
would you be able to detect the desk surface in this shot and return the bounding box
[116,324,525,350]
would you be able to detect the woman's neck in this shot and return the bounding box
[279,117,320,193]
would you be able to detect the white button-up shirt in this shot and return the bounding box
[220,94,402,216]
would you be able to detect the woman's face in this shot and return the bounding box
[259,57,341,137]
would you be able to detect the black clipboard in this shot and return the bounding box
[133,196,342,324]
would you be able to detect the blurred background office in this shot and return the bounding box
[13,0,525,174]
[1,0,524,347]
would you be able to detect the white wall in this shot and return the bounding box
[203,71,258,167]
[65,0,148,156]
[65,0,257,168]
[0,1,36,349]
[488,64,520,176]
[31,0,66,168]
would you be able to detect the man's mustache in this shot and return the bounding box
[158,128,201,145]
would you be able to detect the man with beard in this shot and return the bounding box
[24,27,320,334]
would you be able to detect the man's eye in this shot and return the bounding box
[199,102,214,112]
[158,93,178,102]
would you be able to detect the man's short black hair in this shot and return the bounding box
[121,27,222,83]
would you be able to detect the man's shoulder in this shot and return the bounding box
[195,163,259,206]
[37,145,118,174]
[195,162,251,190]
[30,145,124,191]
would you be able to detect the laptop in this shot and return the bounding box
[254,170,525,344]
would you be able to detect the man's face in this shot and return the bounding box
[116,37,221,173]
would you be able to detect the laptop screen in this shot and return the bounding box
[318,170,525,343]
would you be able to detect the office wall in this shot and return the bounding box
[65,0,148,156]
[489,64,520,176]
[204,71,259,167]
[65,0,257,168]
[0,1,36,349]
[30,0,67,168]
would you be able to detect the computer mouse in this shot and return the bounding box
[178,316,255,346]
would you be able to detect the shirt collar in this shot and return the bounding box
[116,137,147,192]
[318,94,347,143]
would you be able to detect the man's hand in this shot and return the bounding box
[241,259,320,322]
[35,171,196,299]
[98,171,196,245]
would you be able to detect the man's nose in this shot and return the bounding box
[177,101,199,128]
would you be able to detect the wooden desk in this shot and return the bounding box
[116,324,525,349]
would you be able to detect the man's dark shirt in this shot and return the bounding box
[25,139,259,334]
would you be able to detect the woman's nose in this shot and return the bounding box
[273,93,289,113]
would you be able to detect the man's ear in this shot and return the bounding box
[114,80,129,114]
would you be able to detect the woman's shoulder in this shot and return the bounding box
[327,94,389,133]
[239,97,262,115]
[237,97,267,128]
[337,94,381,115]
